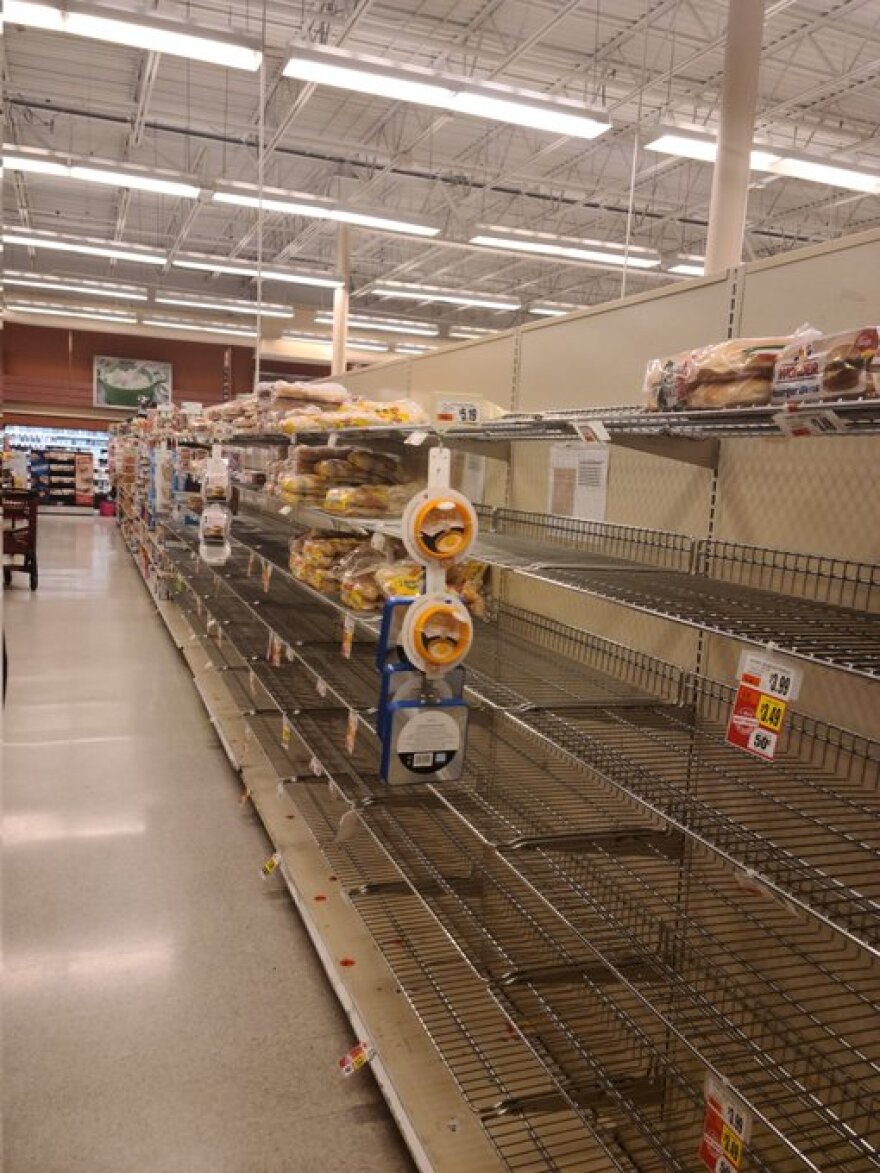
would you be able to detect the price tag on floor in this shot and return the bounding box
[341,614,355,660]
[260,852,281,880]
[261,559,273,593]
[281,715,292,749]
[699,1074,751,1172]
[345,709,358,756]
[338,1041,376,1077]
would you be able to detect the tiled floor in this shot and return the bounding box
[3,516,415,1173]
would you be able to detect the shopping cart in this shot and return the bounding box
[3,489,39,590]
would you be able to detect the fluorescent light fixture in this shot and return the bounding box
[155,293,292,319]
[529,301,587,316]
[646,131,880,195]
[3,154,68,177]
[142,317,258,339]
[3,230,167,265]
[5,301,137,323]
[6,0,262,70]
[471,233,661,269]
[213,190,438,238]
[172,255,343,288]
[5,271,148,300]
[70,165,200,199]
[348,339,389,353]
[448,326,496,339]
[370,281,520,312]
[668,263,705,277]
[766,157,880,194]
[396,343,436,354]
[4,150,202,198]
[283,45,610,140]
[314,311,438,336]
[645,132,779,170]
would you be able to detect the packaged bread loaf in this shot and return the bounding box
[272,380,349,405]
[644,335,791,410]
[323,481,422,517]
[772,327,880,403]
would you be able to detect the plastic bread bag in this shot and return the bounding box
[292,445,353,473]
[686,377,773,410]
[375,398,429,426]
[447,560,490,618]
[301,535,362,568]
[323,481,423,517]
[772,326,880,403]
[375,560,424,599]
[272,380,350,405]
[347,447,404,481]
[644,335,795,411]
[275,473,325,502]
[337,547,389,612]
[313,459,376,484]
[280,405,326,435]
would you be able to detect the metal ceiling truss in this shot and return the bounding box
[4,0,880,334]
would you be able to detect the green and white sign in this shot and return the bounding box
[94,356,172,409]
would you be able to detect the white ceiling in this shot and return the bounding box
[5,0,880,341]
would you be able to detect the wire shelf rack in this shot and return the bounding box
[156,508,880,1173]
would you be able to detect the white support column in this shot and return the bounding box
[704,0,766,275]
[331,224,351,377]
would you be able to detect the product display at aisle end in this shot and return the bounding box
[111,342,880,1173]
[5,426,110,510]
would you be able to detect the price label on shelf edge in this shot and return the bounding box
[725,683,785,761]
[345,709,358,756]
[261,559,273,593]
[736,649,802,702]
[341,615,355,660]
[699,1074,751,1173]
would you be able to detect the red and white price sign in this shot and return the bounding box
[699,1074,752,1172]
[725,649,802,761]
[338,1041,376,1078]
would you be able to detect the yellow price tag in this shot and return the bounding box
[261,852,280,879]
[281,716,292,749]
[720,1124,744,1168]
[758,694,786,732]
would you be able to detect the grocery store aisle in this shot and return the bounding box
[2,516,414,1173]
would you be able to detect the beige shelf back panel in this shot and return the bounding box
[409,333,518,411]
[517,273,732,411]
[738,226,880,336]
[330,358,412,399]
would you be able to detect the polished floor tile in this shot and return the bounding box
[3,517,414,1173]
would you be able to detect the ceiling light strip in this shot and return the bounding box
[283,45,610,140]
[470,234,661,269]
[213,191,438,238]
[3,231,167,265]
[6,0,262,71]
[369,282,520,312]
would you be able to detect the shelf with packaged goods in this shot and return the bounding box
[154,537,632,1173]
[146,521,880,1172]
[213,395,880,469]
[192,512,880,954]
[236,487,880,682]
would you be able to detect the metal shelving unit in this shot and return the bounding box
[145,498,880,1172]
